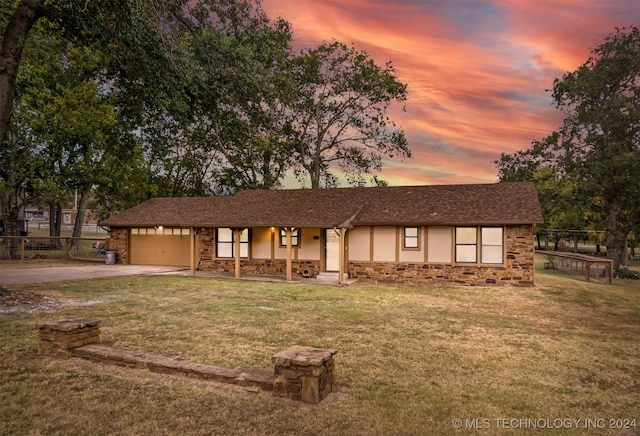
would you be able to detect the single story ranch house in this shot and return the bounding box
[100,182,544,286]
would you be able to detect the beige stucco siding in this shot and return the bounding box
[372,226,396,262]
[251,227,272,259]
[427,226,452,263]
[399,241,424,262]
[297,228,321,260]
[348,226,371,261]
[267,228,322,260]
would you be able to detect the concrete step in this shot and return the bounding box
[316,272,349,282]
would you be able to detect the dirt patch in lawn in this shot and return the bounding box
[0,287,100,314]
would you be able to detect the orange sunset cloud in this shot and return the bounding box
[262,0,639,186]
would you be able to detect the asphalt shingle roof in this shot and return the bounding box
[100,182,543,228]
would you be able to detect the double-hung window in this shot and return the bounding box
[455,227,477,263]
[455,226,503,264]
[403,227,420,249]
[216,228,249,258]
[481,227,503,264]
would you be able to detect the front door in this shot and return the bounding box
[325,229,340,272]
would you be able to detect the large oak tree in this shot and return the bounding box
[284,41,410,188]
[496,26,640,270]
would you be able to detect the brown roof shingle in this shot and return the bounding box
[100,182,543,228]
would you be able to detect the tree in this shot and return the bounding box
[1,0,187,239]
[0,131,42,258]
[0,0,44,154]
[284,41,410,188]
[496,26,640,270]
[139,7,295,194]
[2,0,293,235]
[6,24,124,251]
[1,0,168,150]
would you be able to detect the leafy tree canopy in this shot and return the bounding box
[284,40,410,188]
[496,26,640,269]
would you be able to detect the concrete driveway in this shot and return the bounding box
[0,264,188,286]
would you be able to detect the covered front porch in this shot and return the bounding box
[190,226,352,285]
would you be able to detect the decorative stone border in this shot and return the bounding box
[37,319,337,404]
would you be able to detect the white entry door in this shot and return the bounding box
[325,229,340,272]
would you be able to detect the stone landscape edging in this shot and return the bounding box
[36,318,337,404]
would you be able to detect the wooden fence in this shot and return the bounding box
[540,251,614,284]
[0,236,108,262]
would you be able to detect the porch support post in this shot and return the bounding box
[189,228,196,276]
[234,228,242,279]
[338,228,346,284]
[285,228,293,282]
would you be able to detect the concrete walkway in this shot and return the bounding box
[0,264,188,286]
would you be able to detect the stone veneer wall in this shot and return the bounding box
[348,224,536,286]
[109,228,128,264]
[200,258,320,278]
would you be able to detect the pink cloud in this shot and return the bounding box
[262,0,639,186]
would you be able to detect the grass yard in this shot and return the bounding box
[0,264,639,435]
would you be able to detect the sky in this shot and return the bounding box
[261,0,639,187]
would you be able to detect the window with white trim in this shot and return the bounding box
[216,228,249,258]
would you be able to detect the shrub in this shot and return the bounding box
[614,268,640,280]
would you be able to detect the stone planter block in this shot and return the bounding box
[271,346,337,404]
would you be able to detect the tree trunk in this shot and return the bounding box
[0,0,44,147]
[0,137,25,259]
[48,202,62,248]
[71,185,91,251]
[606,231,628,270]
[309,162,321,189]
[0,193,21,259]
[604,196,628,270]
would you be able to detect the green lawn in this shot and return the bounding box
[1,264,638,435]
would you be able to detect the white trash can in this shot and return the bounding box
[105,251,116,265]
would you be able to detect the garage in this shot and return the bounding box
[129,227,191,266]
